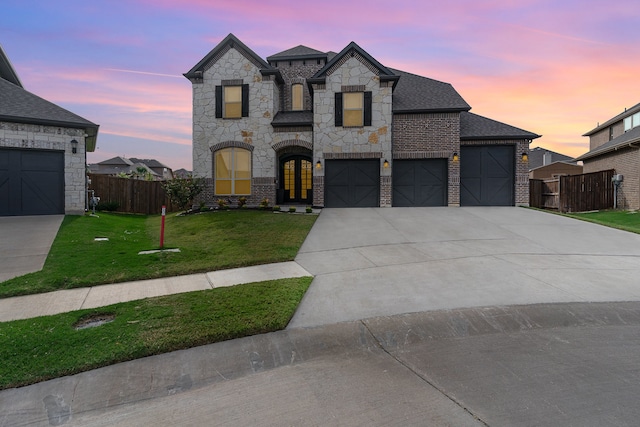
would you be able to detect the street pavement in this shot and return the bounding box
[3,207,640,426]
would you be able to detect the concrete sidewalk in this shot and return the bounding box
[0,261,311,322]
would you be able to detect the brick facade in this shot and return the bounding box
[583,147,639,210]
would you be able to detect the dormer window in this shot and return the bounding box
[292,83,303,111]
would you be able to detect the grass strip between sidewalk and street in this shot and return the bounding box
[0,276,312,390]
[0,210,317,298]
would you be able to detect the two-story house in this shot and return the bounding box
[576,102,640,209]
[184,34,539,208]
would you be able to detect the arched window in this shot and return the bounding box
[215,148,251,195]
[292,83,303,111]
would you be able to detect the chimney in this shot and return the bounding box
[543,151,552,166]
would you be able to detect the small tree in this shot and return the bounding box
[162,176,205,211]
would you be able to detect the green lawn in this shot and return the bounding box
[565,210,640,234]
[0,210,317,298]
[0,277,312,390]
[0,210,317,389]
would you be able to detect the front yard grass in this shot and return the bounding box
[0,277,312,390]
[0,210,317,298]
[565,210,640,234]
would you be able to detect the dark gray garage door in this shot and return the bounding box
[393,159,447,207]
[460,145,514,206]
[0,148,65,216]
[325,159,379,207]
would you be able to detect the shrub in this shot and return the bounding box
[289,206,296,213]
[162,176,205,211]
[306,206,313,213]
[273,206,281,212]
[259,198,270,209]
[238,197,247,208]
[95,201,120,211]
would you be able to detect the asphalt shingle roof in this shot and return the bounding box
[575,125,640,161]
[390,68,470,113]
[528,147,574,169]
[0,78,98,130]
[267,45,326,61]
[460,111,540,140]
[583,102,640,136]
[271,111,313,127]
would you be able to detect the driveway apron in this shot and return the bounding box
[290,207,640,328]
[0,215,63,282]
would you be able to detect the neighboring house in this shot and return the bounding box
[575,103,640,209]
[0,45,99,216]
[184,34,539,208]
[173,168,192,178]
[88,156,171,180]
[528,147,582,179]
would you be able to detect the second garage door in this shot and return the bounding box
[392,159,447,207]
[460,145,514,206]
[325,159,379,208]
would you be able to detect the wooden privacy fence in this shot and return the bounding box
[88,174,177,214]
[529,169,614,212]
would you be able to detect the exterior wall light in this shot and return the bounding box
[70,139,79,154]
[383,159,389,168]
[315,160,322,169]
[521,152,528,162]
[452,152,459,162]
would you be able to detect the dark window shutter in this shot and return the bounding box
[242,84,249,117]
[215,86,222,118]
[364,91,372,126]
[335,93,343,127]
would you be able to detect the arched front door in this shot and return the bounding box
[280,155,312,204]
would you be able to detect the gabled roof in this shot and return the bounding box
[0,45,22,87]
[575,125,640,161]
[97,156,134,166]
[129,158,171,169]
[184,33,281,83]
[310,42,399,87]
[390,68,470,113]
[528,147,575,169]
[583,102,640,136]
[460,111,540,140]
[0,78,99,151]
[267,45,327,62]
[529,161,583,173]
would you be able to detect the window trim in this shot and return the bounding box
[215,84,249,119]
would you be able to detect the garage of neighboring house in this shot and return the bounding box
[324,159,379,208]
[392,159,448,207]
[460,145,514,206]
[0,45,99,216]
[0,148,65,215]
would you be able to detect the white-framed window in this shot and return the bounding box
[215,148,251,195]
[292,83,303,111]
[624,112,640,132]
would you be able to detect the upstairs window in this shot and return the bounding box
[334,91,372,127]
[292,83,303,111]
[215,84,249,118]
[624,112,640,132]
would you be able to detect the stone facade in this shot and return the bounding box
[0,121,88,214]
[187,34,537,209]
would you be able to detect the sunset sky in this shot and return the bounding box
[3,0,639,171]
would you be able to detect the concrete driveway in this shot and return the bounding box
[0,215,63,282]
[6,207,640,426]
[291,207,640,327]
